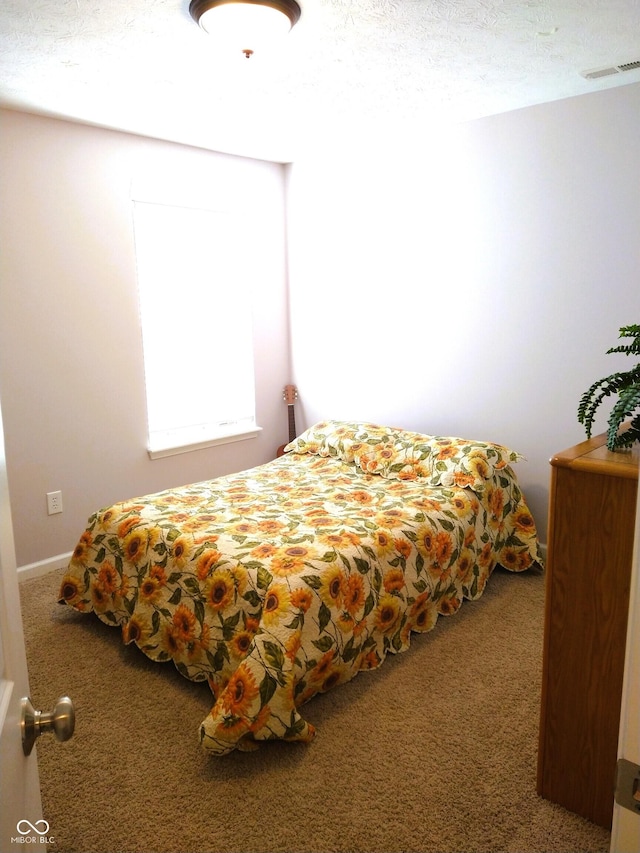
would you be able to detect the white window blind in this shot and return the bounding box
[132,200,259,458]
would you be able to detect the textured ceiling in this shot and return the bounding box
[1,0,640,161]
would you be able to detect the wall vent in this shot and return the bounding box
[582,59,640,80]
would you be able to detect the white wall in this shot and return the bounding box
[286,83,640,543]
[2,83,640,565]
[0,110,291,568]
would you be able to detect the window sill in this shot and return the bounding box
[148,425,262,460]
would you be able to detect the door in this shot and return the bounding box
[610,491,640,853]
[0,398,44,851]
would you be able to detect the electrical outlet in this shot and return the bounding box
[46,490,63,515]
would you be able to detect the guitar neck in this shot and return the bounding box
[287,404,297,443]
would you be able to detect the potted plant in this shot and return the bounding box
[578,324,640,451]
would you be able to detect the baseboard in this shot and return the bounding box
[18,552,72,582]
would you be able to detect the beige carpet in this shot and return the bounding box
[19,566,611,853]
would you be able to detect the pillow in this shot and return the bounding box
[285,421,523,491]
[283,420,397,464]
[375,435,524,489]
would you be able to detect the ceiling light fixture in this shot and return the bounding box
[189,0,301,59]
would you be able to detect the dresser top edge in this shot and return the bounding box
[550,432,639,480]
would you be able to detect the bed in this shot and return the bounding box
[59,420,542,755]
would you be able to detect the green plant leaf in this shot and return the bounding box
[578,324,640,444]
[607,383,640,450]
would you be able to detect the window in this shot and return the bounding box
[132,200,260,459]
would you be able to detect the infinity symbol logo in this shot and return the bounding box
[16,819,50,836]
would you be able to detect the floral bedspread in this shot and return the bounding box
[59,422,542,754]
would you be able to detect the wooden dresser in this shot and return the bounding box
[537,432,639,828]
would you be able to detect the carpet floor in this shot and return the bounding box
[19,566,611,853]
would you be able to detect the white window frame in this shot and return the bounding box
[131,192,261,459]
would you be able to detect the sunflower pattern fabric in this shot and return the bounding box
[59,424,542,755]
[285,420,527,489]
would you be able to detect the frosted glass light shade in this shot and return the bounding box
[189,0,301,57]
